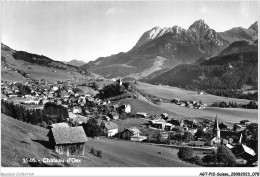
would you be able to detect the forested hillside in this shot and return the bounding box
[145,51,258,100]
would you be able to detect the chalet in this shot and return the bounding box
[136,112,148,118]
[108,112,119,120]
[180,103,185,107]
[232,144,256,160]
[102,115,110,121]
[168,119,181,126]
[164,123,173,131]
[116,79,122,86]
[184,119,197,128]
[160,113,169,120]
[73,107,82,114]
[48,127,88,156]
[233,124,246,132]
[69,114,90,125]
[240,120,251,126]
[150,118,167,129]
[171,98,180,103]
[119,104,131,113]
[120,127,141,140]
[188,128,198,135]
[160,131,169,140]
[100,121,118,137]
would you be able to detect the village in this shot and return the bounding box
[1,78,258,167]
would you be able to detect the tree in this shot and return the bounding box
[195,128,205,138]
[246,123,258,140]
[183,131,193,142]
[90,147,96,155]
[82,118,102,138]
[217,145,236,166]
[43,102,68,123]
[177,147,193,161]
[202,154,214,165]
[88,82,99,90]
[194,155,202,165]
[189,155,202,165]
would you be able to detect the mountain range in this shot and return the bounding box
[64,59,86,67]
[81,20,258,80]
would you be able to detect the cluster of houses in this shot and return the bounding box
[1,80,257,165]
[171,98,207,109]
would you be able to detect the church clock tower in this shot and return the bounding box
[213,114,220,139]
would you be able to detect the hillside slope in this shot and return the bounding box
[219,40,258,56]
[1,43,90,82]
[145,51,258,93]
[1,114,196,167]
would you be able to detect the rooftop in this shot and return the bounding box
[50,126,88,145]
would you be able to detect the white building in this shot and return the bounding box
[100,121,119,137]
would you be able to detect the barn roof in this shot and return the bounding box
[128,127,141,134]
[103,122,118,130]
[51,126,88,145]
[232,144,256,156]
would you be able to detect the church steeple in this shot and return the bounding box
[213,114,220,139]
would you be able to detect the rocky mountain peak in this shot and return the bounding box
[249,21,258,32]
[188,19,209,31]
[188,19,220,44]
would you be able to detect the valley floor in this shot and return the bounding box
[134,82,258,123]
[160,103,258,123]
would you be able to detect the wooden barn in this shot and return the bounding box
[48,126,88,156]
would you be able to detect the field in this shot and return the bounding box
[1,68,25,81]
[134,82,258,123]
[160,103,258,123]
[135,82,252,105]
[1,114,195,167]
[87,138,197,167]
[116,97,185,119]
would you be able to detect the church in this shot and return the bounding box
[207,115,242,146]
[208,115,222,146]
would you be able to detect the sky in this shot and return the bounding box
[1,1,259,62]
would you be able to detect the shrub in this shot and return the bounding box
[177,147,193,161]
[217,145,236,166]
[90,147,96,155]
[202,154,214,165]
[193,155,202,165]
[97,150,103,158]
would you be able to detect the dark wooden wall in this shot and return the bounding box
[55,143,85,156]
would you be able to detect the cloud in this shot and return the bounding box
[105,7,125,16]
[239,1,250,18]
[198,5,209,14]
